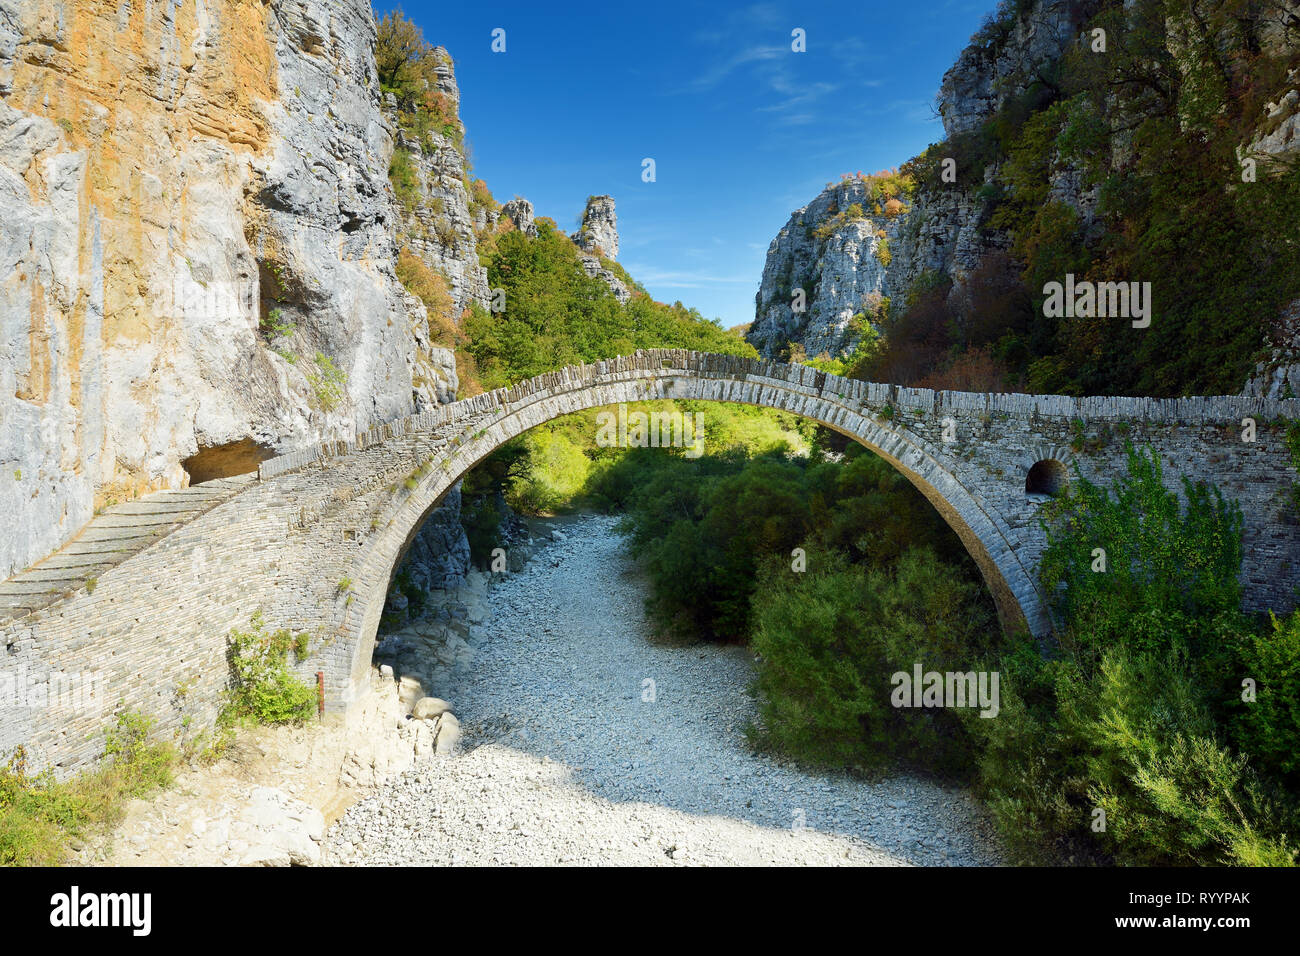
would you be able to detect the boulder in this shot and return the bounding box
[435,713,461,754]
[412,697,453,720]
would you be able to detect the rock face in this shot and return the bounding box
[374,568,491,699]
[0,0,458,578]
[395,482,473,598]
[1243,299,1300,399]
[579,255,633,305]
[501,197,538,238]
[936,0,1085,137]
[390,47,491,317]
[573,194,619,259]
[751,181,907,359]
[568,194,631,303]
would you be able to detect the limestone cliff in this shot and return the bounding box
[388,45,491,318]
[501,197,537,238]
[381,46,493,601]
[0,0,459,578]
[751,180,910,359]
[573,194,618,259]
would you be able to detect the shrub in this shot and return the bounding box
[750,547,1001,774]
[221,612,317,727]
[389,147,421,213]
[308,352,348,412]
[1230,610,1300,784]
[0,711,175,866]
[396,250,461,349]
[976,446,1299,865]
[1038,443,1244,664]
[874,237,891,267]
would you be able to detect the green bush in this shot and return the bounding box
[222,612,317,727]
[975,445,1299,865]
[1038,443,1244,663]
[750,547,1001,774]
[308,352,348,412]
[0,710,176,866]
[612,445,986,645]
[1230,611,1300,784]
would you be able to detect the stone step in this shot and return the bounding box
[100,501,208,517]
[75,525,165,545]
[14,565,110,584]
[60,537,148,556]
[0,579,68,595]
[28,551,121,571]
[90,513,189,529]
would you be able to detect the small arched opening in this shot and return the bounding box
[1025,458,1068,498]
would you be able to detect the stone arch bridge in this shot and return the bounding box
[4,350,1299,773]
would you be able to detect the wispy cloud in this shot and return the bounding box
[680,44,787,93]
[625,265,755,289]
[677,9,890,132]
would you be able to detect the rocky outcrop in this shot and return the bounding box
[579,255,633,305]
[567,194,631,303]
[501,197,538,238]
[751,180,907,359]
[393,482,472,603]
[374,568,490,700]
[1243,299,1300,399]
[937,0,1090,136]
[573,194,619,259]
[389,47,491,317]
[0,0,455,578]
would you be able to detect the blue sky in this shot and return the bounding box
[380,1,996,330]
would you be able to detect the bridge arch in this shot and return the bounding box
[8,349,1297,772]
[328,350,1048,707]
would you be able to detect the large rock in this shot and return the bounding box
[579,255,633,304]
[434,712,461,754]
[573,194,619,259]
[501,197,538,238]
[390,482,472,603]
[234,786,325,866]
[749,180,909,359]
[747,1,1091,363]
[412,697,453,720]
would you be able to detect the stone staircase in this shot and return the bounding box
[0,475,255,625]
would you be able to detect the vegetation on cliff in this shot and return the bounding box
[845,0,1300,396]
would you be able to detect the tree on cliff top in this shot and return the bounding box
[375,11,432,99]
[375,10,460,148]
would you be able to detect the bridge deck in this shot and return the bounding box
[0,475,254,626]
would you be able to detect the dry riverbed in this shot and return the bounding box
[326,513,1004,866]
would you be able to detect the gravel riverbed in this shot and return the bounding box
[326,514,1004,866]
